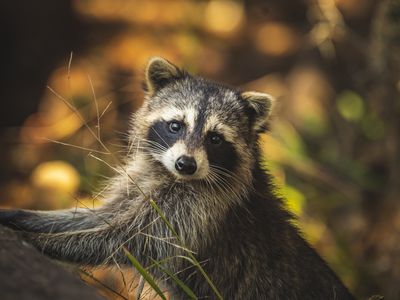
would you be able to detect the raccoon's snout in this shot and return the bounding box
[175,156,197,175]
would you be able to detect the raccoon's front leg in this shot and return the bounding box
[24,225,132,265]
[0,208,141,265]
[0,208,111,233]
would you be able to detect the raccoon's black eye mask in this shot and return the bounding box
[205,133,237,173]
[147,120,185,148]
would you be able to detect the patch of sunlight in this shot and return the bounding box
[31,161,80,193]
[260,120,309,171]
[254,22,300,56]
[287,66,332,134]
[21,112,83,143]
[107,35,175,70]
[244,73,288,100]
[75,0,198,27]
[302,218,327,245]
[47,65,92,99]
[260,133,288,164]
[204,0,245,35]
[45,112,83,140]
[336,90,365,121]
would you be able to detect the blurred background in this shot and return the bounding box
[0,0,399,299]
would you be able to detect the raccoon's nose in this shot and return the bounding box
[175,156,197,175]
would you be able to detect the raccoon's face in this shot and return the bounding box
[145,103,239,181]
[135,57,274,185]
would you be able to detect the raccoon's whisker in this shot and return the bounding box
[134,146,165,156]
[209,164,244,183]
[150,127,169,148]
[213,171,246,198]
[214,172,242,193]
[210,164,249,187]
[136,139,168,153]
[206,172,221,191]
[127,133,137,156]
[115,130,130,137]
[209,165,238,181]
[139,146,166,155]
[137,137,168,149]
[207,171,233,202]
[209,170,244,203]
[203,176,215,195]
[132,144,166,156]
[211,170,250,199]
[209,164,235,175]
[127,137,168,157]
[134,138,141,158]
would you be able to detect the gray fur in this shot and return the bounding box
[0,57,354,299]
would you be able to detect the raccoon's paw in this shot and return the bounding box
[0,209,27,231]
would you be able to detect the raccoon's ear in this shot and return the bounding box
[242,91,275,133]
[145,57,184,95]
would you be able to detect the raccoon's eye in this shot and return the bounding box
[168,121,183,133]
[209,133,223,145]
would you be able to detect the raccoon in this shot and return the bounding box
[0,57,355,299]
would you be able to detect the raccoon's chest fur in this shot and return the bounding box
[123,168,352,300]
[133,179,230,251]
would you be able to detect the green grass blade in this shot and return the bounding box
[150,258,198,300]
[123,247,166,300]
[149,199,224,300]
[149,199,179,236]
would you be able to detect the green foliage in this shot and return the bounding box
[303,114,329,137]
[123,247,167,300]
[282,185,306,216]
[150,258,198,300]
[361,113,385,140]
[336,90,365,121]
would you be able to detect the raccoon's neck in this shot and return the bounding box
[122,153,253,248]
[146,180,235,248]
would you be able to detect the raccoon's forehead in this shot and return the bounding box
[148,79,243,109]
[145,78,248,135]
